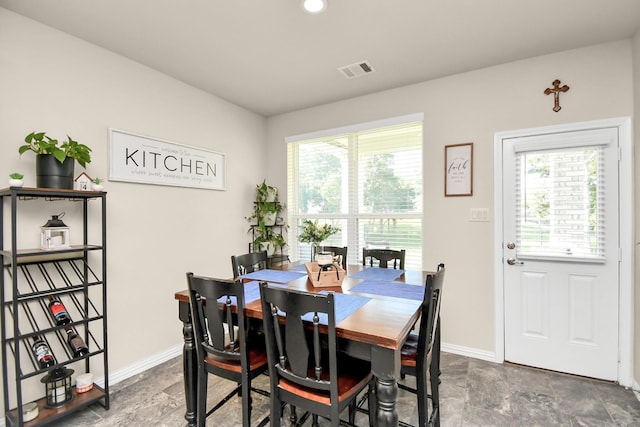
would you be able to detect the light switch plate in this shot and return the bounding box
[470,208,489,222]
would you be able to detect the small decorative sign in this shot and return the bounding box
[74,172,93,191]
[109,129,226,190]
[445,143,473,196]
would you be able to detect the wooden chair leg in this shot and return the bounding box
[428,322,442,427]
[270,396,283,427]
[241,378,251,427]
[196,368,207,427]
[367,381,376,427]
[348,399,356,424]
[416,366,428,427]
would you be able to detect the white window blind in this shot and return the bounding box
[515,145,605,261]
[287,118,423,269]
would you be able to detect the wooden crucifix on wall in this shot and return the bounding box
[544,79,570,112]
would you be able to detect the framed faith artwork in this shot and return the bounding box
[445,142,473,197]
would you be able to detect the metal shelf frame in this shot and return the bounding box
[0,187,109,426]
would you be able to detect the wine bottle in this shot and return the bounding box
[47,296,72,326]
[32,336,56,369]
[65,327,89,357]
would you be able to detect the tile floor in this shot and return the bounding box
[46,352,640,426]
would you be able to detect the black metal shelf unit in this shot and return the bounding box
[0,187,109,426]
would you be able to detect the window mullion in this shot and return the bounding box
[347,133,359,264]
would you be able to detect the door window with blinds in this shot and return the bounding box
[515,145,605,262]
[286,115,423,269]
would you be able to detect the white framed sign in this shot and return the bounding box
[109,129,226,190]
[445,142,473,196]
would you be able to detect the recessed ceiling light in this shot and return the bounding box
[302,0,328,14]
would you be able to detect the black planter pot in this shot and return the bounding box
[36,154,75,189]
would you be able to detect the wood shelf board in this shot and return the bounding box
[1,245,102,259]
[0,187,105,199]
[6,385,106,426]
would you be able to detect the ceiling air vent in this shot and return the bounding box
[338,60,375,79]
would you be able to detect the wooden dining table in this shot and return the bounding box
[174,263,429,427]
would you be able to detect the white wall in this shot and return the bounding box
[0,8,267,411]
[267,41,635,356]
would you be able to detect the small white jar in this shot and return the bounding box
[22,402,39,422]
[75,373,94,393]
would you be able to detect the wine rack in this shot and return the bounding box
[0,188,109,426]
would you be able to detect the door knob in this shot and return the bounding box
[506,257,524,265]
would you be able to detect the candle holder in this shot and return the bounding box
[40,213,71,250]
[41,367,74,408]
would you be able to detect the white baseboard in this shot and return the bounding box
[94,343,182,388]
[441,342,498,363]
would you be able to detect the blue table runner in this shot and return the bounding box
[216,280,263,305]
[218,280,371,325]
[301,292,371,324]
[349,268,404,281]
[253,282,371,325]
[241,269,307,283]
[349,280,424,301]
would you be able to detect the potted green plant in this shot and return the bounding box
[252,224,287,256]
[92,177,103,191]
[18,131,92,189]
[247,180,284,227]
[256,179,278,202]
[247,180,286,255]
[298,219,341,260]
[9,173,24,188]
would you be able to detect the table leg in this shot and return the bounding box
[178,300,197,427]
[371,346,399,427]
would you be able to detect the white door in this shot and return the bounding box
[502,126,619,381]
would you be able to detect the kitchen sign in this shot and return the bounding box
[109,129,226,190]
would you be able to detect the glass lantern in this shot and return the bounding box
[40,213,70,250]
[41,367,74,408]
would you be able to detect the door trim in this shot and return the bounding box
[493,117,633,386]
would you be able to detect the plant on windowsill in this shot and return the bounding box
[246,180,286,256]
[18,131,92,189]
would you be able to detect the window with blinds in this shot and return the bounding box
[515,145,605,261]
[287,117,423,269]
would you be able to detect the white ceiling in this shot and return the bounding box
[2,0,640,117]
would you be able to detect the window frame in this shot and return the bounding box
[286,114,424,269]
